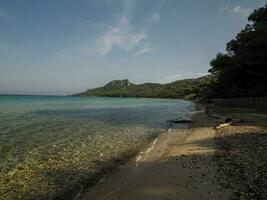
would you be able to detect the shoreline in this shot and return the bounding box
[73,123,185,200]
[67,110,194,200]
[79,104,267,200]
[58,116,185,200]
[78,105,213,199]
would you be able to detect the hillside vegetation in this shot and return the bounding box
[75,77,209,100]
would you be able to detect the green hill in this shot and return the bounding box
[74,76,209,100]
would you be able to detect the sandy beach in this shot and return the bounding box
[79,105,267,200]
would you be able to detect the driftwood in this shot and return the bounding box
[214,118,233,130]
[167,119,193,124]
[214,122,232,130]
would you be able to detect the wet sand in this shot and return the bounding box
[80,109,233,200]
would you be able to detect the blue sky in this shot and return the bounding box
[0,0,266,95]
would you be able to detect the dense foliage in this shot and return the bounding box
[208,5,267,98]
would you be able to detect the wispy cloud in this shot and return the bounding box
[134,43,158,56]
[150,13,161,23]
[220,5,252,19]
[135,47,153,56]
[96,16,146,55]
[95,0,162,56]
[95,0,161,56]
[232,6,252,18]
[58,0,162,57]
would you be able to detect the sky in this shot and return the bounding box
[0,0,266,95]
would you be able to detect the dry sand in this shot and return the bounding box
[80,109,232,200]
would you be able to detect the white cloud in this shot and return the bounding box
[150,13,161,23]
[220,5,252,19]
[135,47,153,56]
[134,43,158,56]
[58,0,161,57]
[232,6,252,18]
[96,16,146,55]
[95,0,162,56]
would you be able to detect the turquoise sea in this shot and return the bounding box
[0,95,195,199]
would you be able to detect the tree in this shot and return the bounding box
[208,5,267,98]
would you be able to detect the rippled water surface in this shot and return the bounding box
[0,95,194,199]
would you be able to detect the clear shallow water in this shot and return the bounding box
[0,95,195,199]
